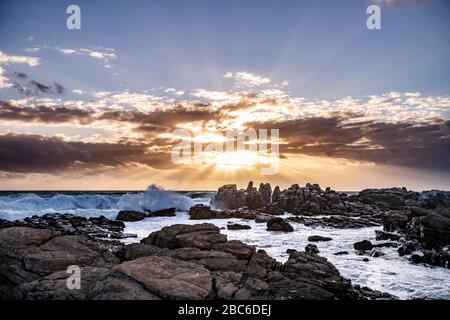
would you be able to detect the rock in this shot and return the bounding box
[308,235,332,242]
[369,249,384,257]
[353,240,373,251]
[266,217,294,232]
[246,181,255,193]
[375,230,401,241]
[305,244,319,254]
[116,243,161,261]
[211,184,246,210]
[0,227,119,298]
[189,204,218,219]
[288,215,381,229]
[116,211,146,222]
[227,223,251,230]
[258,183,272,204]
[3,213,133,239]
[334,251,349,255]
[91,256,212,300]
[363,258,370,262]
[245,190,265,209]
[0,222,395,300]
[150,208,176,217]
[272,186,281,203]
[141,223,227,250]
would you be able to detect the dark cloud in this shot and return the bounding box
[0,133,174,173]
[0,101,94,124]
[10,72,65,96]
[99,104,217,127]
[249,117,450,171]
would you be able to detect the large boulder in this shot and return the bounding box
[90,256,212,300]
[210,184,246,210]
[266,217,294,232]
[0,227,119,298]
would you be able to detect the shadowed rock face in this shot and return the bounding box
[0,224,393,300]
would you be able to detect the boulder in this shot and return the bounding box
[116,211,146,222]
[91,256,212,300]
[189,204,218,219]
[266,217,294,232]
[150,208,176,217]
[375,230,401,241]
[353,240,373,251]
[305,244,319,254]
[227,223,251,230]
[308,235,332,242]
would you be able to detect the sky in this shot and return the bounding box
[0,0,449,191]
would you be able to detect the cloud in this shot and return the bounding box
[0,51,40,67]
[0,51,40,89]
[249,117,450,171]
[224,71,271,87]
[0,101,94,124]
[0,133,174,173]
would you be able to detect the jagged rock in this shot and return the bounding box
[334,251,349,255]
[116,211,146,222]
[263,204,284,215]
[272,186,281,203]
[288,215,381,229]
[0,223,395,300]
[227,223,251,230]
[259,183,272,204]
[305,244,319,254]
[308,235,332,242]
[375,230,401,241]
[266,217,294,232]
[354,240,373,251]
[0,227,119,298]
[211,184,246,210]
[245,190,265,209]
[1,213,132,239]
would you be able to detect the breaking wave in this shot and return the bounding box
[0,185,197,221]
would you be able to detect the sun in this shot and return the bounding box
[215,151,258,170]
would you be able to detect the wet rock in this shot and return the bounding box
[288,215,381,229]
[211,184,246,210]
[369,249,384,257]
[305,243,319,254]
[149,208,176,217]
[2,213,133,239]
[308,235,332,242]
[353,240,373,251]
[258,183,272,205]
[227,223,251,230]
[189,204,218,219]
[334,251,349,256]
[266,217,294,232]
[116,210,146,222]
[363,258,370,262]
[375,230,401,241]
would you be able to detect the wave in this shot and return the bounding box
[0,185,198,221]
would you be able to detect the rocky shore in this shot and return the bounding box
[0,222,391,300]
[0,181,448,300]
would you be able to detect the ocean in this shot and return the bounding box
[0,186,449,300]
